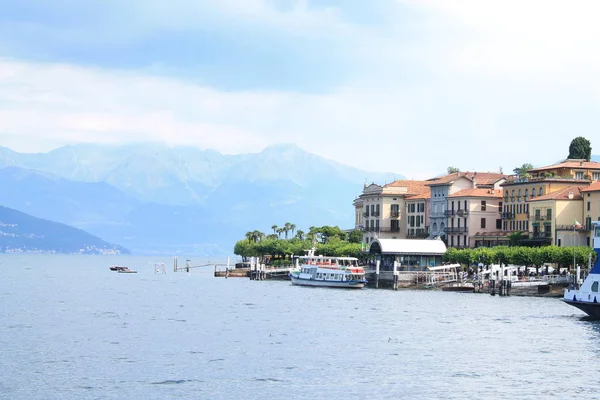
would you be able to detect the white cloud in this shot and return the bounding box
[1,1,600,179]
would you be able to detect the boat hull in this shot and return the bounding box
[289,274,366,289]
[441,285,474,292]
[561,299,600,318]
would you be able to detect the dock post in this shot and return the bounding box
[393,261,398,291]
[375,260,380,289]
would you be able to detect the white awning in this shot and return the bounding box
[369,238,447,255]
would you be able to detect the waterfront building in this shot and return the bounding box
[446,188,504,248]
[580,181,600,245]
[366,238,446,271]
[527,186,588,246]
[528,159,600,181]
[426,172,506,244]
[500,159,598,241]
[405,191,430,239]
[354,180,429,245]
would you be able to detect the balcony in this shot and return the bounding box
[380,226,400,233]
[533,215,547,221]
[362,212,370,218]
[372,211,380,217]
[532,231,552,238]
[407,229,428,239]
[444,227,468,234]
[390,211,400,218]
[556,224,591,231]
[501,212,515,220]
[445,210,455,216]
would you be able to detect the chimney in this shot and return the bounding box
[568,191,574,199]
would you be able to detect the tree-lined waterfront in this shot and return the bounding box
[444,245,595,273]
[235,225,363,263]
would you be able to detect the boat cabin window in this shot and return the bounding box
[595,225,600,238]
[593,281,599,293]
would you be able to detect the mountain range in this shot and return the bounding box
[0,205,129,254]
[0,143,400,255]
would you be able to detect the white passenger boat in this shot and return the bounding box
[289,248,367,289]
[562,222,600,318]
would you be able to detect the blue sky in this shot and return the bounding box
[0,0,599,179]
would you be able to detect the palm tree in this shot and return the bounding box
[245,231,253,242]
[276,227,284,239]
[295,230,305,240]
[290,223,296,238]
[253,230,264,243]
[284,222,292,239]
[271,225,278,235]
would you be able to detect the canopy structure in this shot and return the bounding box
[428,263,461,271]
[368,238,447,256]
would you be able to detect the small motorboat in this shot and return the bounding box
[117,267,137,274]
[110,265,137,273]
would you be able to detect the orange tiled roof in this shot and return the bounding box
[383,180,430,196]
[448,188,503,198]
[528,185,585,201]
[426,171,506,186]
[407,191,431,200]
[528,159,600,173]
[581,181,600,192]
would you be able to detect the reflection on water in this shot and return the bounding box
[1,254,600,400]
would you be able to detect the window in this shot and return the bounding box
[546,209,552,220]
[532,188,536,197]
[588,201,591,211]
[594,172,600,181]
[593,281,599,293]
[496,219,502,229]
[464,200,467,209]
[539,187,544,195]
[481,218,486,228]
[576,171,584,179]
[481,201,487,211]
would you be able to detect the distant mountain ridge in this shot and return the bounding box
[0,143,403,255]
[0,205,129,254]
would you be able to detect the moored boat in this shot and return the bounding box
[109,265,128,271]
[441,282,475,292]
[117,267,137,274]
[289,248,367,289]
[562,222,600,318]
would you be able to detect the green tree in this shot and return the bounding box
[347,229,363,244]
[271,225,278,235]
[568,136,592,161]
[447,166,460,174]
[512,163,533,178]
[295,230,305,240]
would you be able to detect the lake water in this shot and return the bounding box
[2,254,600,400]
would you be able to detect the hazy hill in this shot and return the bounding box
[0,205,130,254]
[0,143,402,255]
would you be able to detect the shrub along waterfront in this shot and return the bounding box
[444,245,596,273]
[234,225,363,265]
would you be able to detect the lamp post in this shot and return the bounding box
[573,223,576,278]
